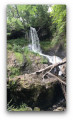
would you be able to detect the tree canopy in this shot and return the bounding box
[7,5,50,31]
[7,4,66,47]
[51,5,66,36]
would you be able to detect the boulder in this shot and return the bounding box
[7,72,64,110]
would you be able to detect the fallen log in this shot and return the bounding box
[44,72,66,86]
[43,72,66,99]
[30,60,66,75]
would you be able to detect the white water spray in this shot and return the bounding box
[29,27,62,75]
[29,27,62,62]
[29,27,41,53]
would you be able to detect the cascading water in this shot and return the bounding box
[28,27,65,109]
[29,27,62,75]
[29,27,41,53]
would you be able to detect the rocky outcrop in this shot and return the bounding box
[7,68,65,110]
[7,50,66,111]
[42,43,66,59]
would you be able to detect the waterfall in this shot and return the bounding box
[29,27,41,53]
[29,27,62,75]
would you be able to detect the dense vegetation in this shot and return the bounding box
[7,5,66,48]
[7,5,66,111]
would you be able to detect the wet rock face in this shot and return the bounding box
[42,44,66,59]
[55,45,66,59]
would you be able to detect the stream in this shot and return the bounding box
[28,27,66,111]
[29,27,63,75]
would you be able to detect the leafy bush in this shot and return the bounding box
[13,44,23,53]
[14,52,23,64]
[40,56,48,64]
[9,67,21,78]
[7,38,29,49]
[40,41,51,51]
[7,44,12,50]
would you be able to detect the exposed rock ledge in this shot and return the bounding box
[7,62,66,111]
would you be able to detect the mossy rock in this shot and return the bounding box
[34,107,40,111]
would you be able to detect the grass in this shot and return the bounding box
[14,52,23,64]
[7,44,13,50]
[10,106,32,111]
[23,46,41,58]
[7,38,49,80]
[23,47,41,65]
[7,37,29,53]
[40,36,66,51]
[7,38,49,79]
[40,41,51,51]
[7,38,50,112]
[7,38,30,66]
[50,36,60,47]
[9,67,21,78]
[7,101,32,111]
[7,100,40,111]
[40,56,48,64]
[7,37,29,47]
[24,46,32,56]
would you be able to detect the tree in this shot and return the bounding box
[7,5,52,40]
[51,5,66,37]
[49,5,66,47]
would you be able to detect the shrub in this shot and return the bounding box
[9,67,20,78]
[40,56,48,64]
[14,52,23,64]
[7,44,12,50]
[13,44,22,53]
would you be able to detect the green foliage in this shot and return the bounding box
[7,38,29,48]
[14,52,23,64]
[9,67,21,78]
[7,5,37,32]
[40,41,51,51]
[7,5,51,33]
[30,5,50,27]
[7,80,19,91]
[40,56,48,64]
[7,101,32,111]
[24,47,40,58]
[23,47,33,64]
[11,106,32,111]
[50,5,66,47]
[7,99,14,111]
[13,44,22,53]
[51,34,60,47]
[7,5,66,49]
[7,100,41,111]
[51,5,66,31]
[7,5,23,32]
[34,107,40,111]
[7,5,66,112]
[51,5,66,34]
[23,47,48,65]
[24,46,31,55]
[7,43,13,50]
